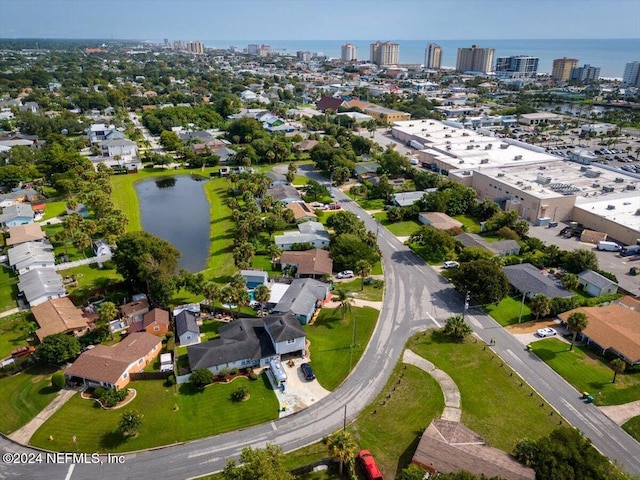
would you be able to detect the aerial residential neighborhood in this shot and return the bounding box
[0,2,639,479]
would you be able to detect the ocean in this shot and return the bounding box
[203,38,639,79]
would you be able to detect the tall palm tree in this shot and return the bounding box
[253,284,270,316]
[610,358,626,384]
[354,260,372,291]
[567,311,588,351]
[529,294,551,320]
[325,430,358,477]
[333,289,354,320]
[202,282,221,307]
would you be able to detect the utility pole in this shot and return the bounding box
[518,290,527,324]
[343,404,347,430]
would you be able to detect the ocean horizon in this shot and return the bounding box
[195,38,639,78]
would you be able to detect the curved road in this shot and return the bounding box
[1,167,639,479]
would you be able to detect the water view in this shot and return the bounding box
[134,175,210,272]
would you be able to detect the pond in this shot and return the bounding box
[134,175,210,272]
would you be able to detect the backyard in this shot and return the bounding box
[0,266,18,312]
[0,311,35,360]
[530,338,640,406]
[30,374,279,453]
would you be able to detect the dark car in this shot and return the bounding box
[300,362,315,381]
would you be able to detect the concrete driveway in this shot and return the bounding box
[507,319,571,346]
[269,357,330,418]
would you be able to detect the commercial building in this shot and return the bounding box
[456,45,494,74]
[424,43,442,69]
[551,57,578,82]
[570,64,601,82]
[495,56,539,79]
[296,51,311,62]
[370,41,399,66]
[187,41,204,54]
[362,105,410,124]
[623,61,640,87]
[341,43,357,62]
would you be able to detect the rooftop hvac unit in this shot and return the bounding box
[580,166,590,172]
[429,122,435,125]
[636,209,640,215]
[584,170,601,178]
[514,155,523,160]
[484,144,493,150]
[462,132,469,136]
[539,166,546,170]
[466,145,474,150]
[615,177,624,183]
[500,143,509,149]
[480,158,489,164]
[607,205,615,210]
[459,160,464,163]
[443,126,448,129]
[592,182,600,188]
[627,184,636,190]
[536,173,552,184]
[497,173,505,177]
[445,134,451,138]
[516,181,523,185]
[523,185,533,190]
[602,186,614,193]
[462,170,471,176]
[470,139,474,142]
[446,140,451,144]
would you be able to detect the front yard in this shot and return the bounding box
[530,338,640,406]
[485,296,532,326]
[623,416,640,442]
[0,311,35,360]
[372,212,422,237]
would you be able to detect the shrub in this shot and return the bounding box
[51,372,66,391]
[165,374,176,386]
[371,279,384,289]
[190,368,214,389]
[100,388,128,407]
[218,368,230,379]
[229,367,238,375]
[231,385,249,402]
[248,372,258,381]
[94,387,106,399]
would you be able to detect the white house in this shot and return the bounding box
[100,139,139,161]
[275,221,330,250]
[8,241,55,274]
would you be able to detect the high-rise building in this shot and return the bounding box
[247,44,259,55]
[570,64,601,82]
[187,41,204,54]
[456,45,495,73]
[341,43,357,62]
[163,38,169,47]
[296,51,311,62]
[623,61,640,86]
[173,40,185,51]
[495,56,539,78]
[424,43,442,69]
[551,57,578,82]
[257,44,271,57]
[370,41,399,66]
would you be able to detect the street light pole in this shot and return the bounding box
[518,290,527,324]
[462,290,470,320]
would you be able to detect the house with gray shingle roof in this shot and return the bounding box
[275,221,330,250]
[456,233,520,257]
[503,263,573,299]
[0,203,34,227]
[175,310,200,346]
[272,277,331,324]
[17,268,66,307]
[577,269,618,297]
[8,241,55,274]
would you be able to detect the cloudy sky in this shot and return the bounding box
[0,0,638,40]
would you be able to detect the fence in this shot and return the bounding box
[129,371,170,381]
[54,254,112,271]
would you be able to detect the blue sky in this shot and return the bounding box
[0,0,638,40]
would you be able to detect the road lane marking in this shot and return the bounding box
[64,465,75,480]
[426,312,441,328]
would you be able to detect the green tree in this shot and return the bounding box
[528,294,552,320]
[333,288,354,320]
[253,284,271,316]
[331,233,380,273]
[409,225,456,262]
[442,314,473,341]
[231,385,250,402]
[398,464,428,480]
[561,273,579,291]
[325,430,358,477]
[449,260,509,306]
[562,249,598,274]
[36,333,81,365]
[610,358,626,384]
[202,281,221,306]
[303,179,329,201]
[51,372,66,391]
[222,444,293,480]
[97,301,118,325]
[567,311,588,351]
[159,130,183,151]
[118,409,143,437]
[190,368,214,389]
[354,259,372,291]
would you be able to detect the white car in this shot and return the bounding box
[442,261,460,269]
[336,270,354,279]
[536,327,557,338]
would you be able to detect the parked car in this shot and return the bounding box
[358,450,383,480]
[300,362,315,381]
[443,261,460,269]
[536,327,557,338]
[336,270,354,279]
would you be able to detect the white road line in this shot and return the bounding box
[426,312,441,328]
[64,465,75,480]
[271,421,277,432]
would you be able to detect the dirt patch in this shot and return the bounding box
[505,319,558,334]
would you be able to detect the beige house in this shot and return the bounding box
[31,297,89,342]
[418,212,463,231]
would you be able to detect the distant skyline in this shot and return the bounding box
[0,0,639,41]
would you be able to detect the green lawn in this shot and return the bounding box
[357,198,386,211]
[42,223,92,262]
[0,365,60,435]
[334,279,383,302]
[485,295,532,326]
[408,331,559,451]
[59,262,124,304]
[373,212,422,237]
[200,319,225,341]
[0,266,18,312]
[622,416,640,443]
[41,200,67,221]
[30,374,279,453]
[530,338,640,406]
[292,175,307,186]
[251,255,279,276]
[304,306,379,391]
[0,311,35,360]
[453,214,482,233]
[349,363,445,479]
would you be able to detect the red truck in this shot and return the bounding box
[11,346,35,358]
[358,450,383,480]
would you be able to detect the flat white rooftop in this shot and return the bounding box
[575,193,640,231]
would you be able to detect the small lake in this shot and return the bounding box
[135,175,210,272]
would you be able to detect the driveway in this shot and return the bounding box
[506,319,572,346]
[270,357,330,418]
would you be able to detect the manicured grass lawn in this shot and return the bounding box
[0,311,35,360]
[408,243,442,265]
[356,198,386,211]
[42,223,92,262]
[200,319,225,341]
[453,214,482,234]
[251,255,279,276]
[59,262,124,304]
[292,175,307,186]
[485,295,532,326]
[334,279,383,302]
[0,365,60,434]
[530,338,640,406]
[371,260,383,275]
[622,416,640,443]
[0,266,18,312]
[304,307,379,391]
[30,375,279,453]
[349,363,445,479]
[373,212,422,237]
[41,200,67,221]
[408,330,559,451]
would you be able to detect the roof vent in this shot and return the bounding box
[614,177,624,183]
[607,205,615,210]
[480,158,489,164]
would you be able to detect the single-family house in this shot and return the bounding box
[456,233,521,257]
[6,223,46,246]
[296,139,318,152]
[316,96,344,112]
[8,241,55,274]
[65,332,162,390]
[93,239,112,257]
[279,249,333,279]
[267,185,302,205]
[120,299,150,325]
[503,263,573,299]
[392,191,432,207]
[354,162,381,181]
[275,221,330,250]
[100,138,139,161]
[176,310,200,345]
[187,312,305,374]
[129,308,170,336]
[266,171,289,188]
[272,277,331,324]
[418,212,463,231]
[286,202,318,222]
[31,297,89,342]
[0,203,34,227]
[577,269,618,297]
[240,269,268,288]
[17,268,66,307]
[412,419,535,480]
[558,304,640,365]
[0,188,41,208]
[87,123,118,143]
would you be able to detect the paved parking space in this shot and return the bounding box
[507,319,571,346]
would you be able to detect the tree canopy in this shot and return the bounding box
[449,259,510,306]
[36,333,81,365]
[222,444,294,480]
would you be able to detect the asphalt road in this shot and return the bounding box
[127,112,166,155]
[1,166,639,479]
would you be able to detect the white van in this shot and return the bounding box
[597,241,621,252]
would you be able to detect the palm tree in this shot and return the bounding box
[567,311,588,351]
[442,314,473,341]
[528,294,551,320]
[354,260,372,291]
[267,244,282,267]
[325,430,358,477]
[202,282,221,307]
[333,289,354,320]
[610,358,626,384]
[97,301,118,326]
[51,229,69,257]
[253,284,270,316]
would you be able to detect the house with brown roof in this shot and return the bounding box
[6,223,46,246]
[279,249,333,279]
[418,212,463,231]
[119,299,150,326]
[296,139,318,152]
[64,332,162,390]
[286,202,318,222]
[128,308,170,336]
[316,96,344,112]
[31,297,90,342]
[558,304,640,365]
[412,419,535,480]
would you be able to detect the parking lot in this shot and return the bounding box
[528,223,640,296]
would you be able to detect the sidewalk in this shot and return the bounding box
[9,387,79,444]
[0,307,20,319]
[600,399,640,425]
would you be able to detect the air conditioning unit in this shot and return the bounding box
[480,158,489,164]
[500,143,509,149]
[514,155,523,160]
[445,134,451,138]
[607,205,615,210]
[470,139,474,142]
[626,184,636,190]
[602,186,614,193]
[497,173,505,177]
[459,160,464,164]
[614,177,624,183]
[466,145,474,150]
